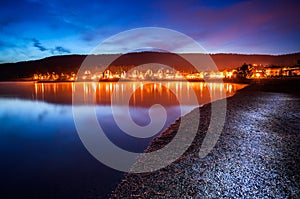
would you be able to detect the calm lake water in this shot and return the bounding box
[0,81,246,198]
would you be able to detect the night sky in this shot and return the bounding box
[0,0,299,63]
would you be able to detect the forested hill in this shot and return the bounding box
[0,52,299,80]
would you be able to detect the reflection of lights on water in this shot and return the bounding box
[200,82,203,90]
[53,83,57,96]
[227,84,232,93]
[140,82,143,89]
[32,82,244,105]
[140,85,143,101]
[187,82,190,98]
[115,84,119,92]
[72,82,75,93]
[41,83,45,101]
[34,83,38,99]
[92,83,97,93]
[84,83,89,94]
[41,83,44,93]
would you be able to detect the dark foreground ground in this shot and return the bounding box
[111,79,300,198]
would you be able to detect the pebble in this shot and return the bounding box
[110,84,300,199]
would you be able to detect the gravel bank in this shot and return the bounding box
[111,81,300,198]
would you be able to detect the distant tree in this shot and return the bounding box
[238,63,252,78]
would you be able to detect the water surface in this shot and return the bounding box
[0,81,246,198]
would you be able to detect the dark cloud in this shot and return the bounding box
[32,38,48,52]
[51,46,71,54]
[31,38,71,54]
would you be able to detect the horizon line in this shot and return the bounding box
[1,51,300,64]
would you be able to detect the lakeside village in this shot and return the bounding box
[33,63,300,82]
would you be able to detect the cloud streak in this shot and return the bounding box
[32,38,48,52]
[51,46,71,54]
[32,38,71,55]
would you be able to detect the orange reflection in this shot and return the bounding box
[0,82,247,106]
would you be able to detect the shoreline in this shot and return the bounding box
[111,79,300,198]
[1,76,299,85]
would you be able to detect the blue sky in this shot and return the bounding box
[0,0,299,63]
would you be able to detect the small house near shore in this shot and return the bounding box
[282,65,300,76]
[264,66,282,77]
